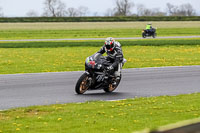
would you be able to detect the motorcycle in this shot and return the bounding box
[75,53,126,94]
[142,28,157,38]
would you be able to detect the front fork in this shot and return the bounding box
[84,71,93,87]
[114,59,126,77]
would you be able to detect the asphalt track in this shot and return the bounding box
[0,35,200,42]
[0,66,200,110]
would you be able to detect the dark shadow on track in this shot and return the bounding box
[75,92,132,98]
[84,92,124,96]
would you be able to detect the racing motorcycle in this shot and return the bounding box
[142,28,157,38]
[75,53,126,94]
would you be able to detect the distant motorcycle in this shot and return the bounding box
[75,53,126,94]
[142,28,157,38]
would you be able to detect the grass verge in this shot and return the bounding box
[0,39,200,74]
[0,93,199,133]
[0,38,200,48]
[0,28,199,40]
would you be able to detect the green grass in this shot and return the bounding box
[0,28,199,40]
[0,39,200,74]
[0,93,199,133]
[0,38,200,48]
[0,22,199,40]
[0,21,199,40]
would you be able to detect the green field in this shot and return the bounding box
[0,93,199,133]
[0,39,200,74]
[0,21,200,40]
[0,28,199,40]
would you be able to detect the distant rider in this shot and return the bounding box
[97,37,124,79]
[146,23,153,33]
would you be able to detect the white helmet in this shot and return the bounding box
[105,37,115,51]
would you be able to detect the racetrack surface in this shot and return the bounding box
[0,66,200,110]
[0,36,200,42]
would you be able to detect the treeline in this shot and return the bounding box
[0,0,199,18]
[0,16,199,23]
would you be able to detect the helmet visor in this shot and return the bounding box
[105,41,114,50]
[105,44,111,49]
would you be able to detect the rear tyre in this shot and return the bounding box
[152,33,157,38]
[75,73,90,94]
[104,76,121,93]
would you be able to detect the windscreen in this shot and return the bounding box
[93,53,101,61]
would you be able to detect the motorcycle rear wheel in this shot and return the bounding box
[152,33,157,38]
[75,73,90,94]
[104,76,121,93]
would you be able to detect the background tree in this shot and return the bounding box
[104,8,115,16]
[137,4,145,16]
[66,6,89,17]
[43,0,67,17]
[0,7,3,17]
[26,10,39,17]
[137,4,166,16]
[93,12,99,16]
[179,3,196,16]
[166,3,196,16]
[67,8,78,17]
[166,3,178,16]
[113,0,134,16]
[78,6,89,16]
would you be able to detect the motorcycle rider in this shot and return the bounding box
[146,22,153,33]
[97,37,124,79]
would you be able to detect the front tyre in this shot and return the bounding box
[75,73,90,94]
[104,76,121,93]
[142,33,146,38]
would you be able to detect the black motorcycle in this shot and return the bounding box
[142,28,157,38]
[75,53,126,94]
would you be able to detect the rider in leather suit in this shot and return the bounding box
[97,37,124,78]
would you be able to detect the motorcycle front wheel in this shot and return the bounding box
[142,33,146,38]
[75,73,90,94]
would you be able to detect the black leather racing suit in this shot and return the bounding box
[97,41,124,72]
